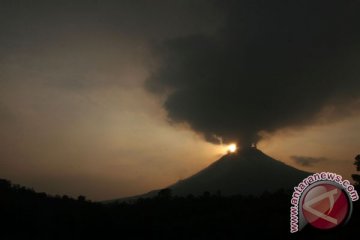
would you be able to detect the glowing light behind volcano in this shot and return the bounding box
[228,143,237,153]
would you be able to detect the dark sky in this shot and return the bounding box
[0,0,360,200]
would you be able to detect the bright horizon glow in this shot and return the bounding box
[228,143,237,153]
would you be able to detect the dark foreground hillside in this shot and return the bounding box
[0,178,359,240]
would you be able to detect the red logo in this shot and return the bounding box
[302,183,350,230]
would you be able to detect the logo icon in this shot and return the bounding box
[302,183,350,230]
[290,172,358,233]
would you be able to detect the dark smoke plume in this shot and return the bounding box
[146,0,360,147]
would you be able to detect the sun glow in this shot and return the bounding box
[228,143,237,153]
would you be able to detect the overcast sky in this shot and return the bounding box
[1,0,359,200]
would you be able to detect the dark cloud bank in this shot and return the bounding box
[291,155,327,167]
[146,0,360,147]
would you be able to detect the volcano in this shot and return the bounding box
[170,147,310,196]
[108,148,310,202]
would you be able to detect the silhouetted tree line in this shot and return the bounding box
[1,155,359,240]
[352,154,360,186]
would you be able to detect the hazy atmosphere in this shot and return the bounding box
[1,0,360,200]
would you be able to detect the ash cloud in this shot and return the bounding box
[291,155,327,167]
[146,0,360,147]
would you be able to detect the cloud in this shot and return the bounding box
[146,0,360,147]
[291,155,327,167]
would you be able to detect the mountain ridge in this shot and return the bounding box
[170,147,311,196]
[107,147,311,202]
